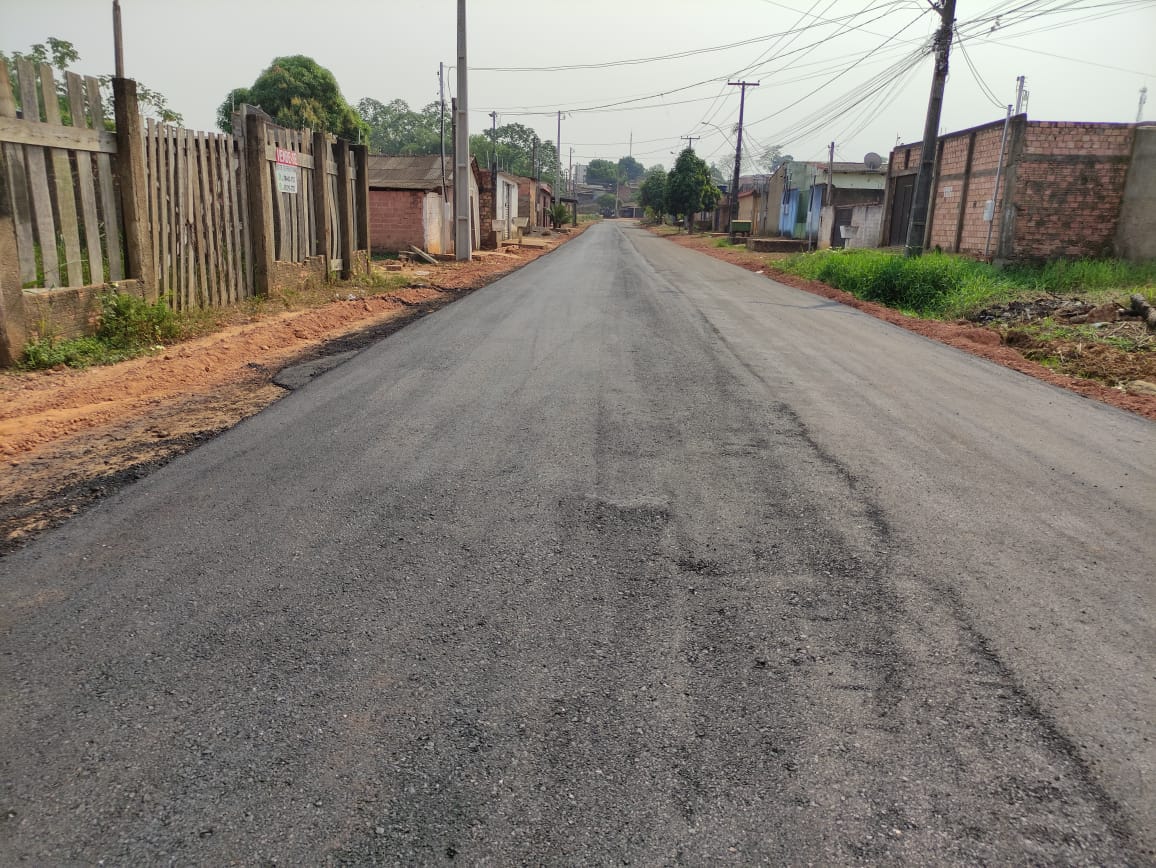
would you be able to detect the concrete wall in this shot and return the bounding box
[1115,125,1156,261]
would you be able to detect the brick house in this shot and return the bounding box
[882,117,1156,261]
[366,155,482,255]
[513,176,553,229]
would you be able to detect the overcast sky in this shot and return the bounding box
[3,0,1153,172]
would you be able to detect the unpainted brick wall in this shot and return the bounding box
[368,189,427,253]
[1010,122,1134,259]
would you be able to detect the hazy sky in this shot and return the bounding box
[3,0,1153,172]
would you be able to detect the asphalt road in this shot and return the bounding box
[2,221,1153,865]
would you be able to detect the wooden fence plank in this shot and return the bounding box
[156,124,170,297]
[335,139,352,279]
[312,131,331,274]
[112,77,155,297]
[39,65,83,286]
[203,132,223,306]
[67,72,104,285]
[224,135,241,302]
[17,60,60,287]
[0,116,117,153]
[302,130,314,258]
[190,131,209,305]
[237,128,253,295]
[180,129,193,306]
[146,118,160,289]
[0,64,37,287]
[210,135,228,303]
[244,113,274,295]
[223,137,242,302]
[87,77,124,281]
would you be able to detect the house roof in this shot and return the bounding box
[367,155,452,190]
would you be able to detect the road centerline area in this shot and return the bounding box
[2,221,1152,864]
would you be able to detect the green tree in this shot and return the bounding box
[758,144,793,174]
[470,123,556,179]
[3,37,181,125]
[666,148,720,232]
[585,158,618,187]
[358,98,441,154]
[217,56,366,141]
[637,165,667,218]
[616,155,644,183]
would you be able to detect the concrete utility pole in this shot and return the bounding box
[825,141,835,208]
[112,0,125,77]
[1139,87,1149,123]
[556,111,563,209]
[904,0,956,257]
[1015,75,1027,115]
[454,0,471,260]
[679,135,699,152]
[727,80,759,243]
[439,63,448,203]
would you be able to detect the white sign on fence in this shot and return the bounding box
[275,163,298,194]
[275,147,299,194]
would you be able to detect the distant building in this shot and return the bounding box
[366,155,482,255]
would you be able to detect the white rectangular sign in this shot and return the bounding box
[275,163,298,194]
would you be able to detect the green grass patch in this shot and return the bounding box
[771,249,1156,319]
[19,291,182,371]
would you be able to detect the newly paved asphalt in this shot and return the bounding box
[2,221,1153,864]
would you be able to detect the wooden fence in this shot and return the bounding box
[0,65,370,365]
[145,122,250,309]
[0,60,124,291]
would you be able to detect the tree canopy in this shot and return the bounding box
[585,159,619,188]
[666,148,721,229]
[616,155,645,184]
[470,122,555,179]
[2,37,182,125]
[637,165,668,216]
[217,55,365,141]
[358,98,441,155]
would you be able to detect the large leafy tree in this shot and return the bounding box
[637,165,667,217]
[666,148,721,231]
[585,158,618,188]
[3,37,181,125]
[616,155,645,184]
[470,122,557,180]
[217,55,366,141]
[358,98,441,155]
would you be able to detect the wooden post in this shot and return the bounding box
[112,77,155,298]
[352,143,369,273]
[0,64,27,364]
[244,112,274,295]
[312,131,332,279]
[0,144,27,366]
[334,138,353,280]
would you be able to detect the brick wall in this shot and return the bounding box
[477,172,497,249]
[368,189,427,253]
[888,118,1137,260]
[1009,122,1134,259]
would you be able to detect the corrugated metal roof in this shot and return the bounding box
[366,155,451,190]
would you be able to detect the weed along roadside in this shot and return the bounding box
[653,227,1156,422]
[0,227,588,554]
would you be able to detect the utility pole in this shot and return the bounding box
[1139,86,1149,123]
[489,110,498,227]
[679,135,699,152]
[727,80,759,242]
[439,63,448,203]
[568,147,573,196]
[454,0,471,260]
[825,141,835,207]
[112,0,125,77]
[904,0,956,258]
[1015,75,1027,114]
[556,111,563,210]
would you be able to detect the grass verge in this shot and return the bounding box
[770,248,1156,319]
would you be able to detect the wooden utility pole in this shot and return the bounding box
[904,0,956,257]
[454,0,471,260]
[727,80,758,242]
